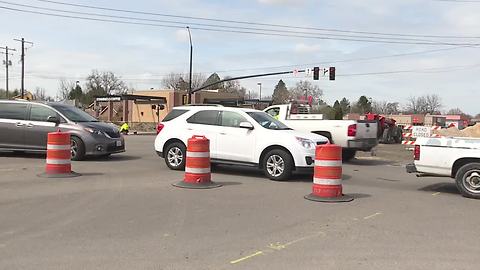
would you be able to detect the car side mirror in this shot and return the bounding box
[47,116,60,126]
[239,122,254,130]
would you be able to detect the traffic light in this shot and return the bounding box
[313,66,320,80]
[329,67,335,81]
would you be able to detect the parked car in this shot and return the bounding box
[264,103,378,161]
[407,136,480,199]
[0,100,125,160]
[154,106,329,180]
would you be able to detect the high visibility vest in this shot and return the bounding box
[120,123,129,131]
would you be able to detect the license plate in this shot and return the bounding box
[116,141,122,147]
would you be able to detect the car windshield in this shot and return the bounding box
[50,104,99,122]
[247,111,292,130]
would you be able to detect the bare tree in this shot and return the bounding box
[161,72,206,91]
[373,100,400,114]
[405,94,441,114]
[86,70,128,95]
[372,101,388,114]
[289,80,323,104]
[425,94,442,114]
[57,79,76,101]
[405,96,426,114]
[34,87,52,101]
[447,108,463,115]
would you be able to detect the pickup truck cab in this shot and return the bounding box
[264,103,378,161]
[407,137,480,199]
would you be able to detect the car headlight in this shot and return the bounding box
[296,137,316,149]
[84,127,104,136]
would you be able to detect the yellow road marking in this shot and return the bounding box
[363,212,382,220]
[229,212,383,265]
[268,242,286,250]
[432,192,441,196]
[230,251,264,264]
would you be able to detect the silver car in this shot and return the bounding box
[0,100,125,160]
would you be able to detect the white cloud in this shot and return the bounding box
[294,43,322,54]
[175,29,190,43]
[258,0,305,6]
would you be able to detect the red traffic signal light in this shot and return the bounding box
[313,67,320,80]
[329,67,335,80]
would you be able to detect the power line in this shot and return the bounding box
[338,63,480,77]
[0,1,452,44]
[2,6,479,46]
[434,0,480,2]
[33,0,480,39]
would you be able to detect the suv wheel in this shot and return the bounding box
[455,163,480,199]
[164,142,186,170]
[71,136,86,161]
[263,149,293,181]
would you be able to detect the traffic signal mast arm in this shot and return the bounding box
[190,66,335,95]
[190,69,305,94]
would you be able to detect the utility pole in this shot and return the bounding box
[0,46,15,99]
[14,38,33,99]
[186,27,193,104]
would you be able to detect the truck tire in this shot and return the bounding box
[455,163,480,199]
[342,149,356,162]
[262,149,293,181]
[164,142,187,170]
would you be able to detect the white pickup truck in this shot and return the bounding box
[264,103,378,161]
[406,137,480,199]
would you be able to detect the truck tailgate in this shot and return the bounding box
[356,121,378,139]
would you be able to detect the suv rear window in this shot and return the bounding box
[162,109,188,122]
[0,103,28,120]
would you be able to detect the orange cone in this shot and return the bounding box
[173,135,221,189]
[304,144,353,202]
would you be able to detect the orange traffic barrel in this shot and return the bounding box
[304,144,353,202]
[173,135,221,189]
[38,131,81,178]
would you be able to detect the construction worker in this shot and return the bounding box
[119,122,130,135]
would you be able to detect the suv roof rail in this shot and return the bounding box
[184,104,224,107]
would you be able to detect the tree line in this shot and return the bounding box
[1,70,477,119]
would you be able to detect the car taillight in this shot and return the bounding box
[347,124,357,137]
[414,145,420,160]
[156,123,164,134]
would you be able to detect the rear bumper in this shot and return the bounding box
[347,138,378,151]
[406,163,417,173]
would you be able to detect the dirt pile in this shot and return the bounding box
[434,123,480,138]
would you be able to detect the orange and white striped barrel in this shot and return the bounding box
[173,135,221,189]
[305,144,353,202]
[38,131,80,178]
[46,131,72,174]
[185,135,211,184]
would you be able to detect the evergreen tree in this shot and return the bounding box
[202,73,223,90]
[333,100,343,120]
[272,80,289,104]
[339,97,351,115]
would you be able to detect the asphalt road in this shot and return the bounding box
[0,136,478,270]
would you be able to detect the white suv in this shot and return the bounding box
[154,106,328,180]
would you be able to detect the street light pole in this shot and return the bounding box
[187,26,193,104]
[257,82,262,101]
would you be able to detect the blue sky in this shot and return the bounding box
[0,0,479,114]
